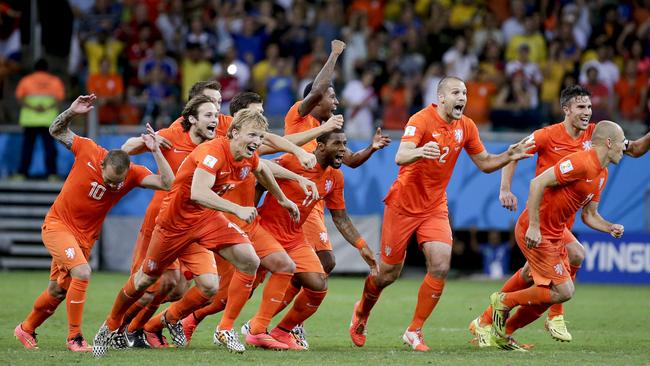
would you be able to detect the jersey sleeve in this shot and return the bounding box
[463,119,486,155]
[284,102,304,135]
[401,114,427,145]
[554,155,587,185]
[324,170,346,210]
[194,144,226,176]
[131,163,154,186]
[71,135,102,157]
[591,169,608,203]
[156,126,176,142]
[529,128,547,155]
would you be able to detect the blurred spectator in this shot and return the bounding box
[580,44,620,92]
[138,40,178,86]
[506,13,546,63]
[181,42,213,101]
[232,16,268,64]
[582,66,611,122]
[314,2,341,46]
[84,27,124,75]
[380,71,411,130]
[263,58,295,123]
[78,0,122,39]
[342,68,377,139]
[465,67,497,127]
[213,47,250,109]
[297,37,326,80]
[477,230,511,279]
[13,59,65,180]
[422,63,443,106]
[614,60,648,137]
[449,0,480,30]
[501,0,526,43]
[342,10,370,81]
[442,36,478,81]
[252,43,280,97]
[479,39,506,85]
[505,44,542,108]
[125,24,156,86]
[540,40,573,121]
[0,1,21,121]
[86,56,124,124]
[491,71,538,130]
[140,65,176,126]
[156,0,184,55]
[472,12,504,55]
[185,16,216,61]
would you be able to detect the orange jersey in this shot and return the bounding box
[384,104,485,216]
[284,101,320,153]
[222,174,257,232]
[529,122,596,175]
[156,136,259,230]
[518,149,608,241]
[46,136,153,245]
[259,154,345,249]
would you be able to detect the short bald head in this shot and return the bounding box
[592,120,626,165]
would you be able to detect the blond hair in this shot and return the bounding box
[227,108,269,138]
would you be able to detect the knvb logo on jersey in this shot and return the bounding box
[554,263,564,275]
[319,232,328,243]
[324,179,333,193]
[583,140,592,150]
[65,247,75,259]
[239,166,251,180]
[454,129,463,143]
[147,259,157,272]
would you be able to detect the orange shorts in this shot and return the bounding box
[380,205,453,265]
[142,215,249,277]
[42,219,93,289]
[515,221,571,286]
[560,228,578,246]
[285,243,324,274]
[131,228,180,275]
[249,223,286,259]
[303,203,331,252]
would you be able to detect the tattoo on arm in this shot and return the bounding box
[49,109,77,149]
[331,209,361,243]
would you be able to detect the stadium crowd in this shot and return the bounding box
[1,0,649,137]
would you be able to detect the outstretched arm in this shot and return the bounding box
[469,137,534,173]
[258,133,317,169]
[49,94,97,150]
[282,115,344,147]
[139,125,174,190]
[298,40,346,116]
[329,209,377,274]
[625,133,650,157]
[260,159,319,203]
[343,128,392,168]
[191,168,257,223]
[253,162,300,222]
[581,201,624,237]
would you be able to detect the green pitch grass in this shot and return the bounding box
[1,271,649,366]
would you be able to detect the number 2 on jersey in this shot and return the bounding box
[439,146,450,163]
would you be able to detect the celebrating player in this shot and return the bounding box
[488,120,625,351]
[348,77,533,351]
[14,94,173,351]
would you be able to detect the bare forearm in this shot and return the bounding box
[260,133,302,156]
[191,189,242,215]
[49,108,77,149]
[527,180,543,227]
[284,124,329,147]
[343,145,376,168]
[582,211,613,233]
[500,161,517,191]
[331,212,362,245]
[151,148,174,189]
[625,133,650,157]
[476,152,511,173]
[395,147,424,165]
[254,164,288,202]
[121,136,148,155]
[262,159,302,181]
[312,51,340,95]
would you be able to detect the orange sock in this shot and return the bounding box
[481,268,530,325]
[144,312,164,333]
[272,281,301,317]
[503,285,552,308]
[408,274,444,331]
[506,304,549,335]
[193,293,227,322]
[277,288,327,331]
[128,291,166,332]
[358,275,382,318]
[250,272,293,334]
[122,300,146,329]
[218,271,255,330]
[22,289,63,334]
[251,268,269,292]
[66,278,89,339]
[107,275,146,331]
[166,286,211,324]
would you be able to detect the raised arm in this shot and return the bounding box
[469,137,534,173]
[191,168,258,223]
[257,133,317,169]
[329,209,377,274]
[581,201,624,237]
[252,161,300,222]
[524,167,558,248]
[283,115,344,147]
[625,132,650,158]
[298,40,345,117]
[49,94,97,150]
[395,140,440,166]
[139,125,174,190]
[499,161,519,211]
[343,128,392,168]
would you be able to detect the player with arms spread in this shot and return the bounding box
[348,77,533,351]
[14,94,173,351]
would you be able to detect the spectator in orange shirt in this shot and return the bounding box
[381,71,412,130]
[614,60,648,137]
[465,67,497,127]
[13,59,65,180]
[86,57,124,124]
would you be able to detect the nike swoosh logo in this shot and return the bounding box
[245,283,253,288]
[125,333,134,347]
[70,299,85,304]
[87,162,97,171]
[553,147,566,151]
[305,303,319,308]
[173,149,191,153]
[270,298,282,303]
[220,171,231,176]
[586,179,593,182]
[432,133,440,137]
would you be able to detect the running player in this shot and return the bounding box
[489,120,625,351]
[92,109,301,357]
[348,77,533,351]
[470,85,595,344]
[14,94,173,351]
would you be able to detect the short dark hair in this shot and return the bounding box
[188,80,221,100]
[559,85,591,108]
[302,81,334,99]
[102,149,130,175]
[230,92,263,116]
[181,95,215,131]
[34,58,48,72]
[316,128,345,144]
